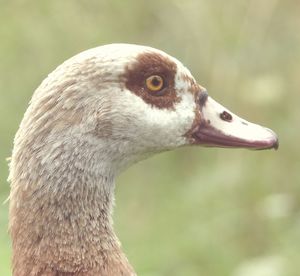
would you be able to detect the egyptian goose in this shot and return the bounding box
[8,44,278,276]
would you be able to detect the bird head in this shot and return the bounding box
[22,44,278,173]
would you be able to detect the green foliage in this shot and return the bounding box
[0,1,299,275]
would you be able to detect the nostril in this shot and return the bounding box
[220,111,232,122]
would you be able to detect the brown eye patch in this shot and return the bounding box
[123,52,180,109]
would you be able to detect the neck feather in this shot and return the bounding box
[9,138,135,276]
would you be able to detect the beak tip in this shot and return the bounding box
[272,136,279,151]
[264,128,279,151]
[253,129,279,151]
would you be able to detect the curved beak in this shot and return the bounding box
[191,91,279,150]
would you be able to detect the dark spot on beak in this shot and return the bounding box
[220,111,232,122]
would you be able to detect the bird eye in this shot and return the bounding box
[145,75,164,92]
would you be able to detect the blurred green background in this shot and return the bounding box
[0,0,299,275]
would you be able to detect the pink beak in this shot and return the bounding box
[192,93,279,150]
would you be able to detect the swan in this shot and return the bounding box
[8,44,278,275]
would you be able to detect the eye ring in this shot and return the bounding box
[145,75,164,92]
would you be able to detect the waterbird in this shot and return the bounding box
[8,44,278,275]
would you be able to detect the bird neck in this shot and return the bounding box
[9,147,135,275]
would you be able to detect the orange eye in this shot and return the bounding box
[145,75,164,92]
